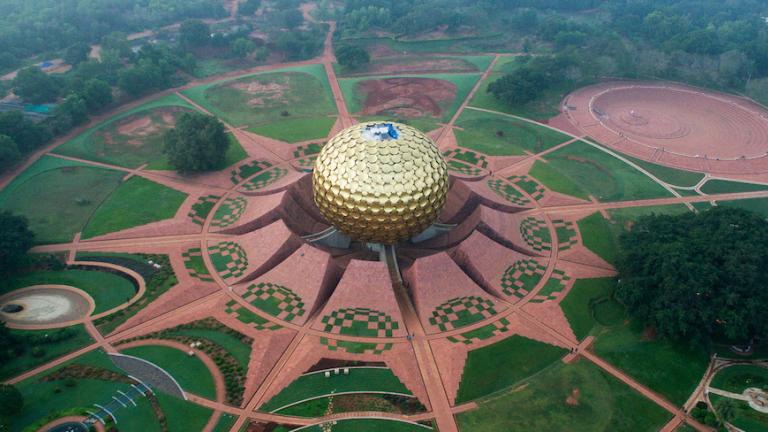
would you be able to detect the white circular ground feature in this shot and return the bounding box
[0,286,92,326]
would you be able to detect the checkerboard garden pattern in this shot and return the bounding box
[442,149,489,169]
[487,179,531,206]
[520,216,552,253]
[211,196,248,228]
[429,296,499,332]
[230,160,274,184]
[319,307,399,338]
[241,282,306,322]
[242,167,288,191]
[447,160,483,176]
[507,175,546,201]
[182,247,213,282]
[187,195,220,225]
[499,258,548,299]
[552,219,578,251]
[320,338,394,355]
[447,317,511,345]
[529,268,572,303]
[225,300,281,330]
[292,143,323,159]
[208,241,249,280]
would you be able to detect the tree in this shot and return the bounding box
[334,45,370,70]
[179,20,210,49]
[0,135,20,171]
[63,42,91,66]
[719,50,752,87]
[12,67,60,103]
[239,0,261,15]
[81,79,113,111]
[0,111,51,153]
[714,398,736,424]
[616,207,768,346]
[53,93,89,132]
[281,9,304,29]
[0,384,23,417]
[231,38,256,58]
[0,211,34,275]
[163,112,229,172]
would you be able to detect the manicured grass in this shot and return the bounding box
[535,141,672,202]
[529,160,589,199]
[710,394,768,432]
[577,212,620,264]
[4,269,136,314]
[560,278,617,341]
[716,198,768,217]
[456,360,672,431]
[83,176,188,239]
[146,133,248,170]
[121,345,217,400]
[701,179,768,194]
[299,419,431,431]
[338,54,492,77]
[261,368,410,412]
[0,164,123,244]
[161,327,251,369]
[0,325,93,380]
[339,72,481,122]
[623,154,705,188]
[456,335,567,403]
[453,109,570,156]
[710,365,768,393]
[608,204,691,224]
[592,320,709,405]
[156,393,214,431]
[54,96,196,168]
[182,65,337,142]
[212,413,238,432]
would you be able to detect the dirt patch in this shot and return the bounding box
[368,44,399,58]
[565,388,581,406]
[118,116,153,135]
[361,58,476,75]
[358,77,456,118]
[230,80,288,107]
[99,107,187,148]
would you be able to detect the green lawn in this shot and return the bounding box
[700,179,768,194]
[121,345,217,399]
[0,325,93,380]
[532,141,672,202]
[338,54,493,77]
[82,176,188,239]
[560,278,617,341]
[156,393,214,431]
[710,394,768,432]
[0,162,123,244]
[212,413,238,432]
[261,368,410,412]
[592,320,709,405]
[577,212,620,264]
[622,154,705,188]
[718,198,768,217]
[4,269,136,314]
[339,72,481,123]
[453,109,570,156]
[182,65,337,143]
[710,365,768,393]
[298,419,431,431]
[159,327,251,369]
[456,360,671,431]
[456,335,567,403]
[54,95,197,168]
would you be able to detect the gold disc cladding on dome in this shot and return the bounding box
[312,122,449,244]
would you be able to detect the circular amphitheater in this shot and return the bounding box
[564,82,768,174]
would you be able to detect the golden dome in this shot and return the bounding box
[313,122,449,244]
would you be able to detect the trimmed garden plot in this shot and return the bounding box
[531,141,673,202]
[0,325,93,380]
[456,360,672,431]
[83,176,188,239]
[298,419,432,431]
[718,198,768,217]
[577,212,620,265]
[339,73,481,128]
[0,160,123,244]
[710,365,768,394]
[454,109,571,156]
[182,65,337,143]
[121,345,217,399]
[156,393,214,431]
[455,335,567,403]
[622,154,705,188]
[5,268,136,314]
[710,394,768,432]
[701,179,768,194]
[560,278,619,340]
[261,367,411,412]
[338,54,493,77]
[277,393,426,418]
[54,94,197,168]
[592,320,709,405]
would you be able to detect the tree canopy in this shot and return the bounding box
[335,45,370,70]
[0,211,34,275]
[0,384,23,417]
[615,207,768,346]
[163,112,229,172]
[12,67,60,104]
